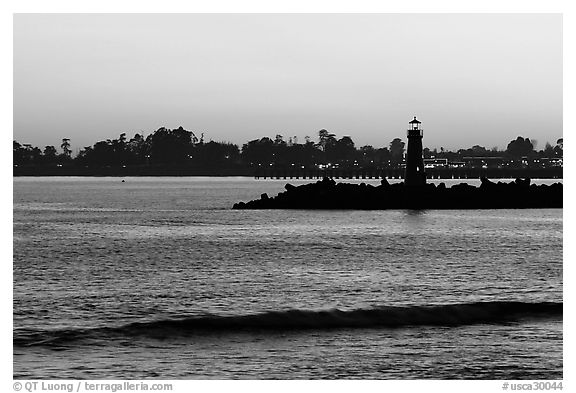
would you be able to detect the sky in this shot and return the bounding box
[13,13,562,153]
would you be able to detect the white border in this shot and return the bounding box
[3,2,572,391]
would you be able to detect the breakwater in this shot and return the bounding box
[233,177,562,210]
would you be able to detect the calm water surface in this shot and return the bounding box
[13,177,563,379]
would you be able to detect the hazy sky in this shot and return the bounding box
[14,13,562,152]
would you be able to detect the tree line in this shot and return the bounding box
[13,126,563,171]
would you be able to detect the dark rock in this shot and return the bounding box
[232,178,562,210]
[321,177,336,187]
[480,177,495,189]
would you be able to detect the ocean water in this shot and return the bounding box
[13,177,563,379]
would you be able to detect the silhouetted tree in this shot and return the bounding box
[13,141,25,165]
[471,145,488,155]
[126,133,148,164]
[14,142,43,165]
[13,128,564,174]
[389,138,405,163]
[31,146,42,162]
[241,137,275,165]
[329,136,356,163]
[317,129,336,152]
[458,145,490,157]
[44,146,57,158]
[554,138,563,157]
[543,142,555,158]
[146,126,196,164]
[42,146,58,164]
[360,145,384,166]
[506,136,534,158]
[75,146,93,165]
[193,141,240,170]
[61,138,72,157]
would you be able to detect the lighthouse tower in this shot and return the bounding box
[405,116,426,186]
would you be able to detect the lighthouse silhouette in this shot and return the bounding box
[405,116,426,186]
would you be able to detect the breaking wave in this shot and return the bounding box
[14,301,562,348]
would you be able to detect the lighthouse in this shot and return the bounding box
[405,116,426,186]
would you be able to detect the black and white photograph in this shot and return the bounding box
[11,11,564,384]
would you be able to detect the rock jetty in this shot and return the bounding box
[232,177,562,210]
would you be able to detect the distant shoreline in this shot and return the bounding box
[13,166,563,179]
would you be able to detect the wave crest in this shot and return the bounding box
[14,301,562,347]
